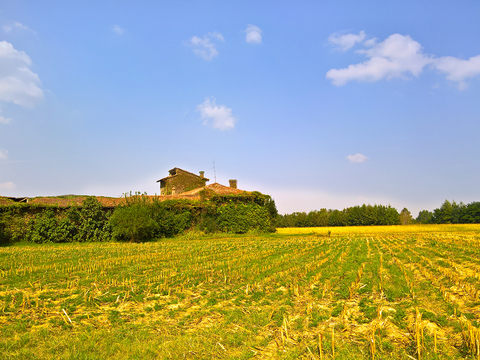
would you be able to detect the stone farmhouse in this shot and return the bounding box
[156,167,242,198]
[157,167,209,195]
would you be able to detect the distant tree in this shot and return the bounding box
[264,196,278,220]
[400,208,413,225]
[416,210,433,224]
[451,201,466,224]
[433,200,453,224]
[293,212,308,227]
[462,202,480,223]
[328,209,346,226]
[307,209,329,227]
[384,205,401,225]
[345,205,365,226]
[374,205,400,225]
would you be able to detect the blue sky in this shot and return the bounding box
[1,1,480,216]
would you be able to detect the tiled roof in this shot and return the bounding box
[0,183,248,208]
[181,183,245,196]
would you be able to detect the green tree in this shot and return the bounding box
[451,201,466,224]
[399,208,413,225]
[416,210,433,224]
[462,202,480,223]
[307,209,329,227]
[433,200,453,224]
[328,209,346,226]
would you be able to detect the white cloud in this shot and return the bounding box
[434,55,480,90]
[245,24,262,44]
[346,153,368,163]
[0,149,7,160]
[0,181,15,190]
[364,38,377,47]
[327,32,480,90]
[112,25,125,35]
[3,21,33,34]
[196,97,237,130]
[0,109,11,124]
[0,41,43,107]
[328,31,366,52]
[187,32,224,61]
[327,34,433,86]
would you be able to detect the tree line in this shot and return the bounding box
[416,200,480,224]
[275,200,480,227]
[275,204,401,227]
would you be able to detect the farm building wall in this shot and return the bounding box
[159,168,208,195]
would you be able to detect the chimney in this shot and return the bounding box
[229,179,237,189]
[199,171,205,179]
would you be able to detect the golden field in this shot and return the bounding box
[2,224,480,359]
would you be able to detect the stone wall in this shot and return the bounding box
[160,169,207,195]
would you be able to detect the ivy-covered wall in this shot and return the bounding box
[0,193,278,244]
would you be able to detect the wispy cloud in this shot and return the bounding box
[197,97,237,130]
[0,181,15,190]
[0,109,11,124]
[245,24,263,44]
[0,149,7,160]
[326,32,480,90]
[0,41,43,107]
[328,30,366,52]
[112,25,125,35]
[3,21,34,34]
[346,153,368,163]
[187,32,224,61]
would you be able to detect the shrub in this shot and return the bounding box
[25,197,112,243]
[109,196,194,242]
[0,208,30,244]
[110,201,159,242]
[27,210,58,244]
[75,197,111,242]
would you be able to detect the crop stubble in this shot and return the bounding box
[1,225,480,359]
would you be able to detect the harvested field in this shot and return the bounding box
[2,225,480,359]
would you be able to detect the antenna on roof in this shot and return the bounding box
[213,160,217,183]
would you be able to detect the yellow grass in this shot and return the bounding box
[276,223,480,235]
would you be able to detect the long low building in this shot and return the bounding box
[0,168,249,208]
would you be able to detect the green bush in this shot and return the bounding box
[109,201,159,242]
[0,213,7,245]
[75,197,111,242]
[109,196,194,242]
[24,197,112,243]
[27,210,58,243]
[0,208,30,244]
